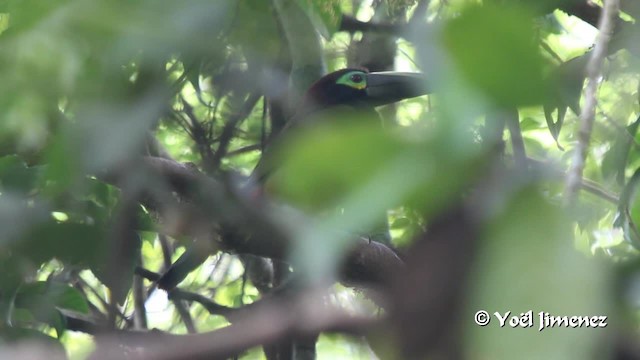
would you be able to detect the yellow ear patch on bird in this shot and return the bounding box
[336,71,367,90]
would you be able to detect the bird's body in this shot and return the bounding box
[157,68,429,291]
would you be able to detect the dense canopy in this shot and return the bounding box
[0,0,639,359]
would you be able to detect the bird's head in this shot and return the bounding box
[297,68,429,116]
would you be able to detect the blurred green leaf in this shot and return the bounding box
[442,4,548,107]
[614,168,640,248]
[268,116,487,243]
[0,326,63,350]
[229,0,281,57]
[269,120,479,215]
[519,117,542,132]
[15,281,89,314]
[0,155,41,193]
[467,189,610,359]
[14,221,108,270]
[602,114,640,185]
[0,193,50,246]
[542,54,588,147]
[3,0,67,33]
[390,217,411,229]
[538,13,564,35]
[14,281,90,336]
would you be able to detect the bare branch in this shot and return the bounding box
[169,289,236,318]
[132,254,148,330]
[210,92,262,169]
[564,0,620,206]
[90,291,377,360]
[100,157,404,290]
[527,157,619,204]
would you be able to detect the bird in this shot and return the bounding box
[157,68,429,291]
[297,68,428,117]
[251,68,429,184]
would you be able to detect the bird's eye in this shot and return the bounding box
[350,74,363,83]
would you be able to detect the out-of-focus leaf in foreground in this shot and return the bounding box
[268,119,485,220]
[442,4,548,107]
[467,189,611,359]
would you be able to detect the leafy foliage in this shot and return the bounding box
[0,0,639,359]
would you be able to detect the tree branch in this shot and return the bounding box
[565,0,619,205]
[99,156,404,290]
[89,291,377,360]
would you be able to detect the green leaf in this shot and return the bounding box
[40,131,79,196]
[0,155,41,193]
[268,116,485,218]
[614,167,640,248]
[538,13,564,35]
[3,0,66,34]
[296,0,342,38]
[467,189,610,359]
[14,221,108,270]
[15,281,90,315]
[14,219,140,305]
[542,54,588,148]
[519,117,541,132]
[442,4,548,107]
[0,326,63,350]
[12,281,89,336]
[0,192,50,247]
[602,114,640,185]
[229,0,281,57]
[390,217,411,229]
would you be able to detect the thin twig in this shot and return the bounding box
[76,276,131,327]
[174,300,197,334]
[180,95,216,174]
[157,232,198,333]
[528,157,619,204]
[132,253,148,330]
[170,110,195,139]
[136,267,162,282]
[564,0,619,206]
[581,177,619,204]
[504,108,526,166]
[226,144,261,157]
[211,92,262,169]
[169,289,235,318]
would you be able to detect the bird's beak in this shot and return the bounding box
[365,72,430,107]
